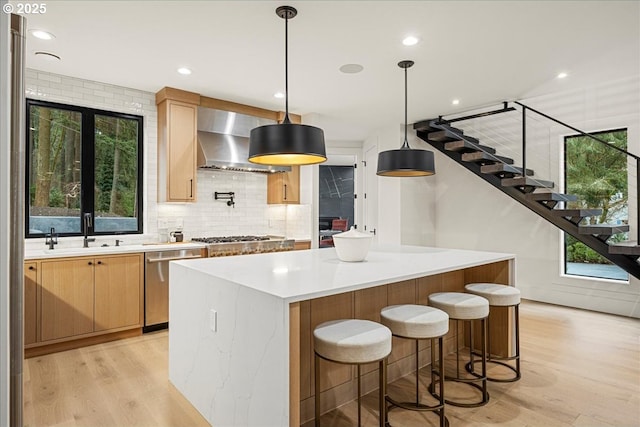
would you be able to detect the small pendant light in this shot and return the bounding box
[377,60,435,177]
[249,5,326,166]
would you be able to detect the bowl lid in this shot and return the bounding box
[333,226,373,239]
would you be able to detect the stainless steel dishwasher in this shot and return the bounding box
[144,248,202,332]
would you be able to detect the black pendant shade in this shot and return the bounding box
[249,5,326,166]
[249,121,326,166]
[377,60,435,177]
[377,143,435,177]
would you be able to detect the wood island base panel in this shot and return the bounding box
[168,245,514,427]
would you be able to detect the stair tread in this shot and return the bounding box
[609,241,640,255]
[502,177,554,188]
[461,151,514,165]
[579,224,630,234]
[444,139,496,154]
[551,209,603,216]
[527,193,578,202]
[481,164,534,176]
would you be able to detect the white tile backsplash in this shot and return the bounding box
[25,69,311,243]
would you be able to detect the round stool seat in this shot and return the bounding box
[465,283,521,306]
[380,305,449,339]
[428,292,489,320]
[314,319,391,364]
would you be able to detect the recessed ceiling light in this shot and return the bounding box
[274,92,285,99]
[177,67,192,75]
[339,64,364,74]
[34,51,61,61]
[452,99,460,105]
[30,29,55,40]
[402,36,419,46]
[557,72,568,79]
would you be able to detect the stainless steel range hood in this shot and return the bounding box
[197,107,290,173]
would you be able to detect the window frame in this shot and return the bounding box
[25,98,144,238]
[562,127,628,281]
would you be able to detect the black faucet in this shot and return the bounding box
[83,213,95,248]
[45,227,58,250]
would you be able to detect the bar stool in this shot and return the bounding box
[314,319,392,427]
[464,283,521,382]
[428,292,490,407]
[380,305,449,427]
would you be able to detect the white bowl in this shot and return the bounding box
[333,226,373,262]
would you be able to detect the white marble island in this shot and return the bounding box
[169,245,515,427]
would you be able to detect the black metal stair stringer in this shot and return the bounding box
[415,120,640,280]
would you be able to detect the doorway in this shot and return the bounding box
[319,157,356,247]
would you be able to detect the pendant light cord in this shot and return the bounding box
[403,64,409,147]
[283,12,291,124]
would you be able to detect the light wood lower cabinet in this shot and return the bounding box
[294,240,311,250]
[28,253,143,352]
[94,255,141,332]
[24,262,38,346]
[41,259,95,341]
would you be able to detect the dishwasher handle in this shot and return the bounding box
[146,255,202,263]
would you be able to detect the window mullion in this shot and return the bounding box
[81,112,95,235]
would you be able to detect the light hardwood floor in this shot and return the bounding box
[24,300,640,427]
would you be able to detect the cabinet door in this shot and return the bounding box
[168,101,197,201]
[94,254,142,332]
[24,262,38,345]
[40,259,95,341]
[282,165,300,203]
[268,165,300,204]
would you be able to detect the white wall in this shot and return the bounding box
[364,124,437,246]
[1,5,11,425]
[23,69,312,247]
[434,76,640,317]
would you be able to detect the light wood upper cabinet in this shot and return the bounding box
[40,259,95,341]
[94,255,142,332]
[24,262,38,346]
[156,88,200,202]
[268,165,300,204]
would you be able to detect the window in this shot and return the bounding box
[563,129,628,281]
[26,99,143,237]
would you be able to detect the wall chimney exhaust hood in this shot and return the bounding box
[196,107,291,173]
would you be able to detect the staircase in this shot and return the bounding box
[414,110,640,280]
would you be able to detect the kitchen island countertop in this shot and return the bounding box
[173,244,514,302]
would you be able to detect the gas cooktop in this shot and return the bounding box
[191,235,272,244]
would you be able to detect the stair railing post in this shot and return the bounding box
[522,105,527,175]
[627,158,640,244]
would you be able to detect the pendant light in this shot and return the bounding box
[377,60,435,177]
[249,5,326,166]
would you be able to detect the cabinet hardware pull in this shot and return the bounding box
[284,184,287,200]
[190,179,193,198]
[97,261,103,265]
[88,261,93,265]
[28,266,35,270]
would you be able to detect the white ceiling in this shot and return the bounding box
[17,0,640,141]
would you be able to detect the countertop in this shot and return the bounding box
[174,244,515,302]
[24,242,206,260]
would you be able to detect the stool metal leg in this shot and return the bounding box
[415,340,420,406]
[480,317,488,404]
[314,353,320,427]
[438,317,489,408]
[379,359,386,427]
[387,335,449,426]
[437,336,446,427]
[466,304,521,382]
[357,364,362,427]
